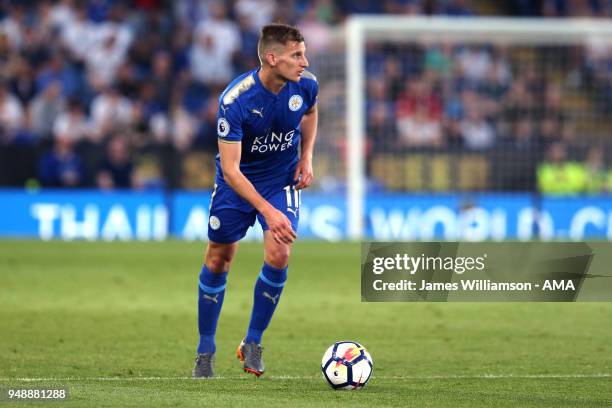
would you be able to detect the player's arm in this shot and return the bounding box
[219,140,297,244]
[294,103,318,189]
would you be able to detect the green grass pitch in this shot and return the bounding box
[1,240,611,407]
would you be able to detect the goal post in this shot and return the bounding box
[345,16,612,240]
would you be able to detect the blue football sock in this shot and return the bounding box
[197,266,228,354]
[245,263,287,344]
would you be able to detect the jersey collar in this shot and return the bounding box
[254,67,285,100]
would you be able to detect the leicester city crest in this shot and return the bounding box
[209,215,221,230]
[288,95,303,111]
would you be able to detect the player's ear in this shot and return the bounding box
[265,51,276,67]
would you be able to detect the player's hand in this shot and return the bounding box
[294,156,314,190]
[264,207,297,244]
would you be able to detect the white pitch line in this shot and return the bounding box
[0,374,610,382]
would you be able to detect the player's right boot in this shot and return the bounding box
[192,352,215,378]
[236,340,265,377]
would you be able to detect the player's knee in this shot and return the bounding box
[265,247,290,269]
[204,242,237,272]
[205,251,234,273]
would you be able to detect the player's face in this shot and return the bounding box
[274,41,309,82]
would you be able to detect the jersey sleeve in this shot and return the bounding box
[216,101,243,143]
[304,74,319,111]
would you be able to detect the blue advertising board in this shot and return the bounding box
[0,189,610,241]
[0,189,168,241]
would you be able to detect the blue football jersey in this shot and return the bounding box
[215,68,318,187]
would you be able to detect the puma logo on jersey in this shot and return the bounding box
[251,108,264,118]
[262,291,279,304]
[287,207,299,217]
[203,293,219,304]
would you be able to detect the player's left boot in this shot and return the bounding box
[192,352,215,378]
[236,340,265,377]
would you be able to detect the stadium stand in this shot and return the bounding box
[0,0,611,193]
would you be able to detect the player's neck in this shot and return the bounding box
[258,67,286,95]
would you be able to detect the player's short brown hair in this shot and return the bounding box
[257,24,305,65]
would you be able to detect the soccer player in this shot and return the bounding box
[192,23,318,378]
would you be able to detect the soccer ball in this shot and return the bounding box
[321,341,373,390]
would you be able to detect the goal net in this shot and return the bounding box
[337,16,612,240]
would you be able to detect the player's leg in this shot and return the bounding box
[238,233,291,376]
[193,241,237,378]
[194,183,257,378]
[246,233,290,344]
[197,241,237,352]
[238,184,299,376]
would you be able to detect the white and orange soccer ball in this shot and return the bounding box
[321,341,373,390]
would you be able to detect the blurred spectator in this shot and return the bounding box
[58,3,96,61]
[396,78,443,147]
[311,0,339,24]
[38,132,85,187]
[367,102,397,153]
[456,45,491,82]
[134,80,163,128]
[90,86,134,141]
[396,77,442,120]
[0,81,24,142]
[383,57,406,100]
[29,80,66,140]
[445,118,463,148]
[537,116,563,155]
[190,2,240,87]
[8,57,37,105]
[424,42,454,79]
[0,4,25,49]
[150,51,173,111]
[584,35,612,114]
[504,118,538,190]
[234,14,261,72]
[115,62,139,98]
[170,106,198,152]
[45,0,76,31]
[513,119,535,148]
[478,49,512,111]
[96,136,137,190]
[85,25,133,89]
[234,0,277,30]
[194,99,220,152]
[53,99,91,142]
[537,142,588,194]
[298,5,333,57]
[500,77,534,122]
[459,101,495,150]
[397,104,443,147]
[366,77,394,114]
[174,0,212,29]
[584,145,612,193]
[36,53,80,98]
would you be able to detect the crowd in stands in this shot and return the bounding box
[364,43,580,191]
[0,0,611,193]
